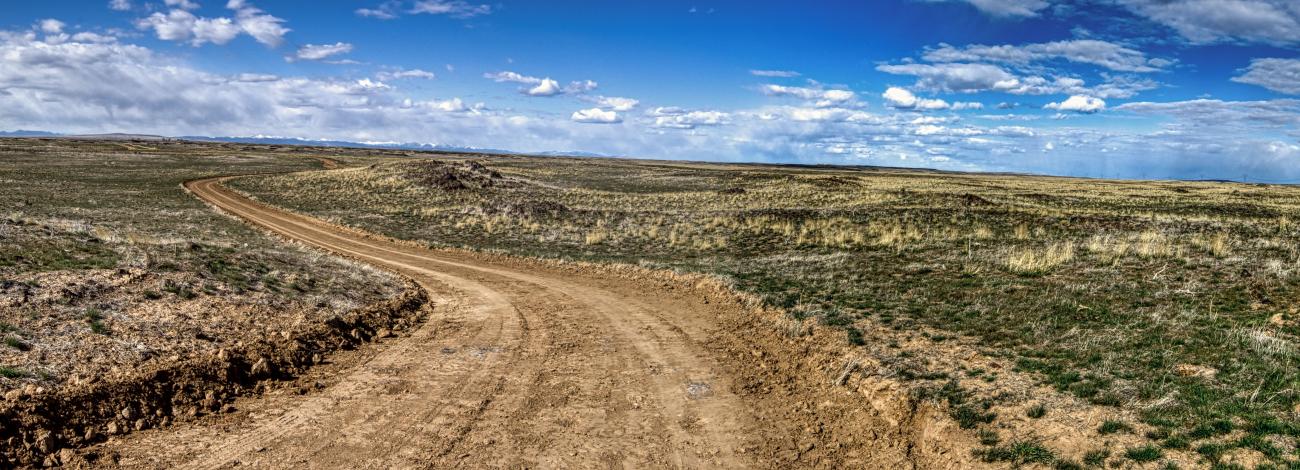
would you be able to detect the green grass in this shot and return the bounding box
[978,439,1055,465]
[83,308,108,335]
[4,336,27,351]
[1082,449,1109,467]
[1027,403,1047,419]
[0,236,119,272]
[1124,444,1163,462]
[1098,419,1132,435]
[977,429,1000,446]
[0,366,26,379]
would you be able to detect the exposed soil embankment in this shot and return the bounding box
[0,281,427,467]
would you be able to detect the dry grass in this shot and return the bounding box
[0,139,404,393]
[1006,242,1076,274]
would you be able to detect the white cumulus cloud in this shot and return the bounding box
[883,87,953,110]
[526,78,562,97]
[1044,95,1106,113]
[652,110,729,129]
[485,71,597,97]
[571,107,621,123]
[588,96,639,111]
[760,84,856,107]
[39,19,65,34]
[136,1,288,47]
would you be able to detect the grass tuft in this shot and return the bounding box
[978,439,1055,465]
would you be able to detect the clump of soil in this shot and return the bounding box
[405,160,507,191]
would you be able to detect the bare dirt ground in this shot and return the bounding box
[78,175,974,468]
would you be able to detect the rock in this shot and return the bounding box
[34,430,54,453]
[121,406,136,420]
[4,389,21,401]
[134,419,147,431]
[106,422,120,435]
[377,328,392,338]
[57,448,80,466]
[250,358,271,377]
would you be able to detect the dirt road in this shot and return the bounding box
[86,173,943,469]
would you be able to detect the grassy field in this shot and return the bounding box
[234,154,1300,467]
[0,139,402,390]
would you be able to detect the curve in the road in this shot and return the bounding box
[89,169,955,469]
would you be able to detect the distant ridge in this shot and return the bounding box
[0,131,169,140]
[0,130,61,137]
[182,135,524,156]
[67,133,170,140]
[0,130,614,159]
[180,135,616,159]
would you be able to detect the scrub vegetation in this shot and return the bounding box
[0,139,403,392]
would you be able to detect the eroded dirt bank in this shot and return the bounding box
[59,176,989,469]
[0,282,426,467]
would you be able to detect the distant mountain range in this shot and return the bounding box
[0,130,62,137]
[180,135,522,155]
[187,135,611,158]
[0,130,613,158]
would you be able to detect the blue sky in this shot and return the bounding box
[1,1,1299,181]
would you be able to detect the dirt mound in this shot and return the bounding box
[405,160,506,191]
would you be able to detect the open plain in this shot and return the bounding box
[3,139,1300,468]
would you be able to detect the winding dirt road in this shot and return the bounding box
[86,171,933,469]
